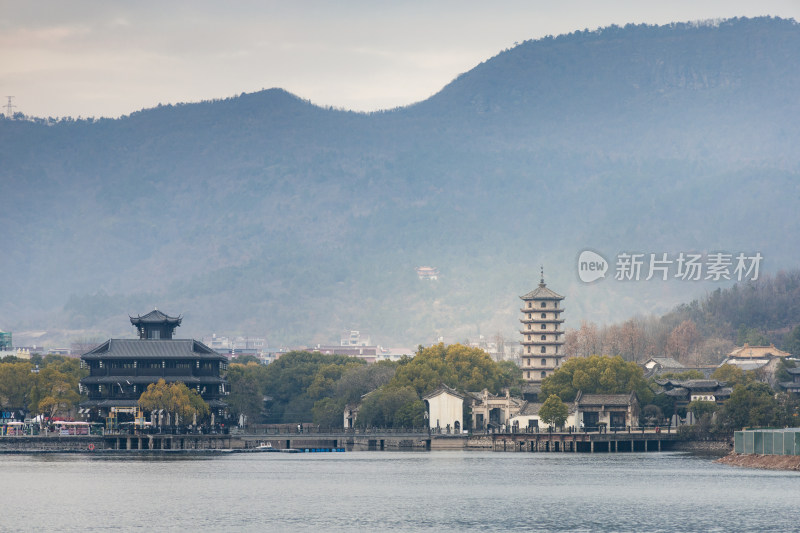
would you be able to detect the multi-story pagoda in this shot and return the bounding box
[519,269,565,383]
[79,309,229,419]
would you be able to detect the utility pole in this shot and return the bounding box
[4,96,16,118]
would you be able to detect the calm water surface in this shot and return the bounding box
[1,451,797,532]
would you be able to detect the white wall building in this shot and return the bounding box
[423,385,465,433]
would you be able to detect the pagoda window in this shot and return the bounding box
[540,346,546,353]
[541,358,547,366]
[528,302,532,309]
[541,324,546,330]
[148,330,161,340]
[541,371,546,378]
[541,302,546,308]
[527,346,531,354]
[541,313,546,319]
[541,335,546,341]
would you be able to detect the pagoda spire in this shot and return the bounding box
[539,265,545,286]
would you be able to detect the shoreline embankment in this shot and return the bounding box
[715,452,800,471]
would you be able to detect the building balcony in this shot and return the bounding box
[520,307,564,314]
[519,317,565,324]
[520,330,563,336]
[521,339,566,346]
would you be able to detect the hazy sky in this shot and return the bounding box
[2,1,799,118]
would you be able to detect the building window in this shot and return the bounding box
[541,358,547,366]
[541,346,546,353]
[541,371,546,378]
[541,324,546,330]
[528,302,532,309]
[527,346,531,354]
[541,312,546,319]
[148,330,160,339]
[541,302,546,308]
[541,335,546,340]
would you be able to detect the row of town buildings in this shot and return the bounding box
[5,269,793,430]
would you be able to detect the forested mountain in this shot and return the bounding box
[2,17,800,348]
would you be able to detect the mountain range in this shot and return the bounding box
[1,17,799,349]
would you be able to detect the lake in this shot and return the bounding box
[1,451,796,532]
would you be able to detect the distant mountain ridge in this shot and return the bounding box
[1,17,799,348]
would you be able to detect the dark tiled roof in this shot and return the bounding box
[647,357,686,369]
[130,309,182,324]
[82,339,225,360]
[518,402,542,416]
[577,393,634,406]
[655,379,725,390]
[520,282,564,300]
[786,367,800,375]
[423,383,465,400]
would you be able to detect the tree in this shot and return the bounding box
[0,361,35,409]
[539,394,568,429]
[312,397,347,428]
[356,386,420,428]
[234,354,261,365]
[226,362,269,424]
[666,320,700,364]
[783,325,800,356]
[711,364,749,388]
[656,370,705,380]
[541,355,653,404]
[261,351,365,423]
[138,379,209,425]
[390,343,512,397]
[714,382,777,432]
[31,366,81,418]
[686,400,717,419]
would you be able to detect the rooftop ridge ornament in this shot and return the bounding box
[540,265,545,286]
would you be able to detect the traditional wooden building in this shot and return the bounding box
[654,379,731,409]
[520,269,565,383]
[778,367,800,395]
[79,310,229,419]
[575,392,639,431]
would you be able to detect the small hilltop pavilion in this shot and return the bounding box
[79,310,229,423]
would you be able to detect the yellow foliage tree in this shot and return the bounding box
[138,379,209,425]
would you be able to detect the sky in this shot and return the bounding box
[2,1,799,119]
